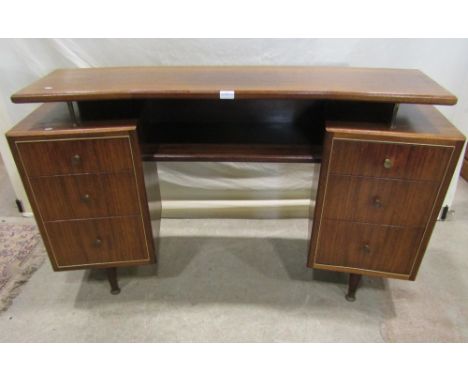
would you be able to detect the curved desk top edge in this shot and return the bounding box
[11,66,457,105]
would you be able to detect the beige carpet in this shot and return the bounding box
[0,217,44,312]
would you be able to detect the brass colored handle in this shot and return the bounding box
[81,194,91,203]
[93,237,102,247]
[383,158,393,169]
[71,154,81,165]
[373,197,383,208]
[362,244,371,254]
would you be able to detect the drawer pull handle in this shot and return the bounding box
[362,244,371,254]
[383,158,393,169]
[71,154,81,165]
[93,237,102,247]
[373,197,383,208]
[81,194,91,203]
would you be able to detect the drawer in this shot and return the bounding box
[315,220,423,275]
[46,216,150,267]
[323,175,439,226]
[16,136,134,177]
[30,172,140,221]
[329,139,453,181]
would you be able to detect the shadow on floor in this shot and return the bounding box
[71,236,396,319]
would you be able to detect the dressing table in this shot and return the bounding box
[6,66,465,301]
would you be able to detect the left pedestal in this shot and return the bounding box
[6,103,160,292]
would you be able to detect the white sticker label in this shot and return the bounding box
[219,90,235,99]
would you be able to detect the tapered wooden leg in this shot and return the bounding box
[345,273,362,302]
[106,267,121,295]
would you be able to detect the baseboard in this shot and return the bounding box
[149,199,313,218]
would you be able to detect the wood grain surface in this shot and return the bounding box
[315,220,424,275]
[308,109,465,280]
[29,172,140,221]
[11,66,457,105]
[7,121,158,271]
[322,175,439,226]
[328,139,453,181]
[45,216,148,267]
[16,137,134,177]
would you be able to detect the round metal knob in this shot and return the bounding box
[383,158,393,169]
[373,197,383,208]
[362,244,371,254]
[72,154,81,165]
[93,238,102,247]
[81,194,91,203]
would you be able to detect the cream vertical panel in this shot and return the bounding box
[0,97,32,215]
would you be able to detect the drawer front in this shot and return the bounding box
[16,137,134,177]
[46,216,150,268]
[30,172,140,221]
[315,220,423,275]
[329,139,453,181]
[323,175,439,226]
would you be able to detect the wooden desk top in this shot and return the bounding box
[11,66,457,105]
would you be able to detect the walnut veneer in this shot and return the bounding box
[309,105,465,284]
[7,124,157,275]
[6,66,465,300]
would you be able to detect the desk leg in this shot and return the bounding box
[106,267,121,295]
[345,274,362,302]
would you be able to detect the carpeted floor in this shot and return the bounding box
[0,155,467,341]
[0,217,44,312]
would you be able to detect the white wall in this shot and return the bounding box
[1,39,466,217]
